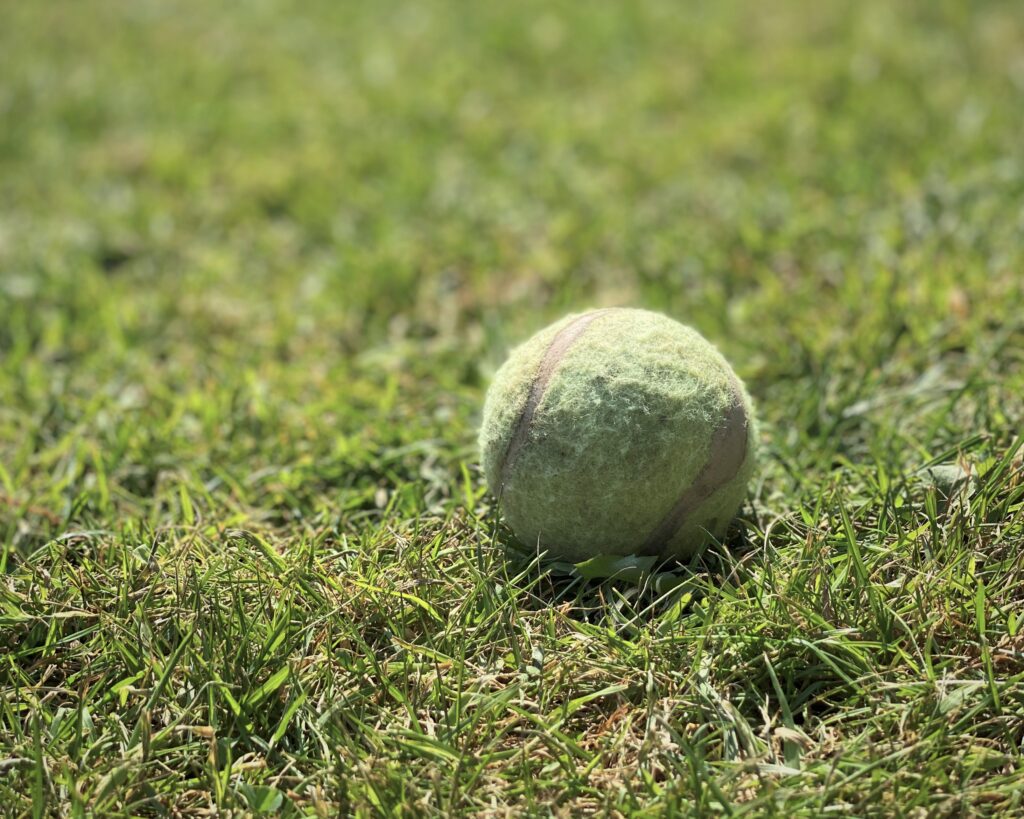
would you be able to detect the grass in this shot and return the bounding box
[2,0,1024,814]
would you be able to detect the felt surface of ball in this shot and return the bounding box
[479,308,757,561]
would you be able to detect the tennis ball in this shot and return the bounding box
[479,308,757,561]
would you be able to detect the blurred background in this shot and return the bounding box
[1,0,1022,530]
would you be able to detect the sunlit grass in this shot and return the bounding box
[2,0,1023,814]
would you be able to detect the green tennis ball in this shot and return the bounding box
[479,307,757,561]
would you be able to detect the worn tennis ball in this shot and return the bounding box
[479,307,757,561]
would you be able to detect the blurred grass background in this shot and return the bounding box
[2,0,1024,814]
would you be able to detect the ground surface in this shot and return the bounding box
[2,0,1024,815]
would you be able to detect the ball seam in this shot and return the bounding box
[497,308,614,489]
[638,375,750,553]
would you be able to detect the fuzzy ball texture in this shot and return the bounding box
[479,308,758,561]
